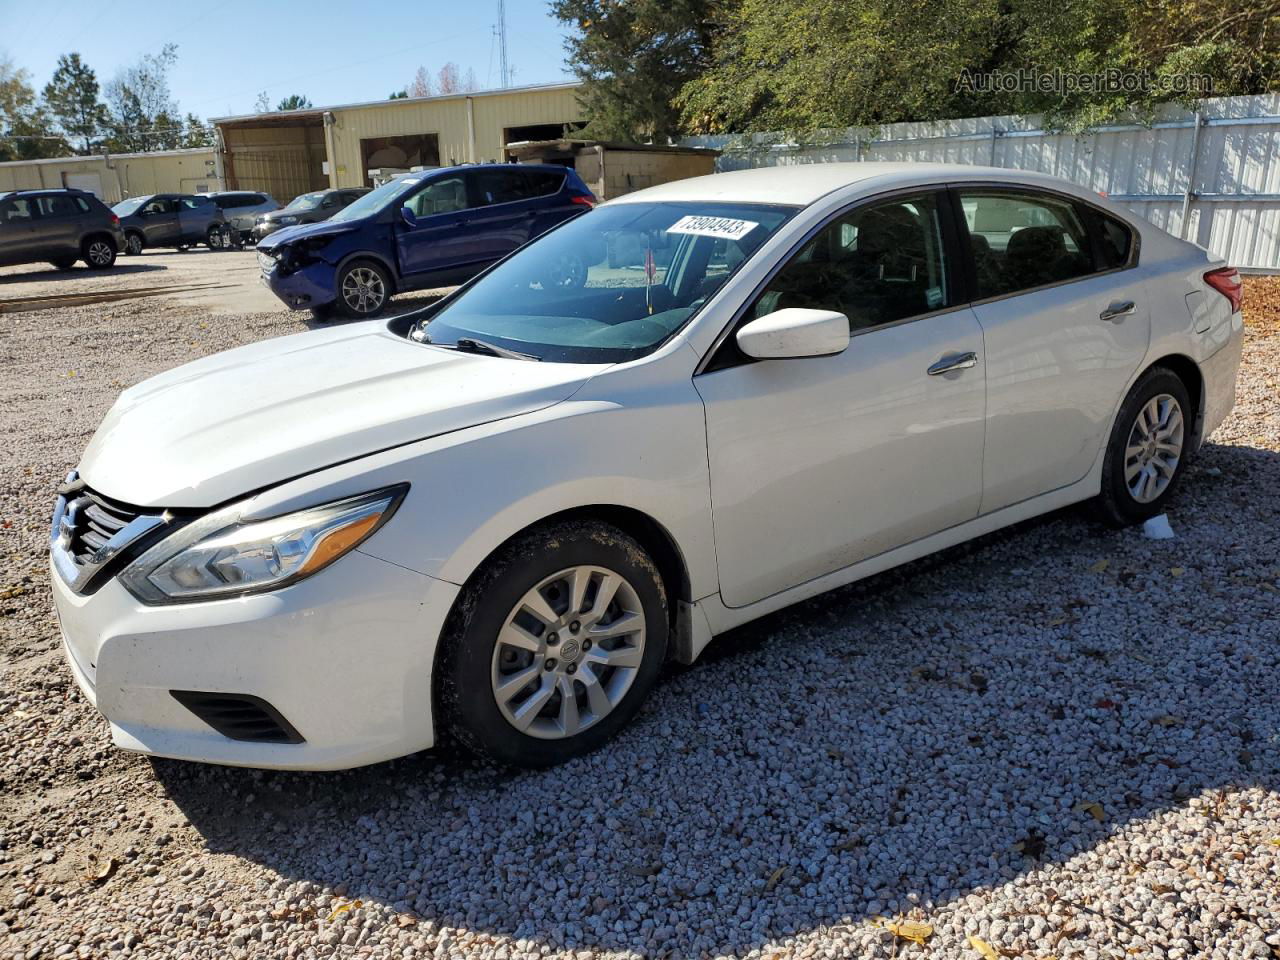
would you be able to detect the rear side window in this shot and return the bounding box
[74,197,92,212]
[523,170,565,197]
[1094,213,1134,269]
[37,195,79,217]
[472,169,532,205]
[957,190,1094,299]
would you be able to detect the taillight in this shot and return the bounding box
[110,213,120,226]
[570,194,596,209]
[1204,266,1242,314]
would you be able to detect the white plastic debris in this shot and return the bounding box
[1142,514,1176,540]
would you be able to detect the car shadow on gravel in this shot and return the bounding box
[0,263,168,286]
[153,441,1280,957]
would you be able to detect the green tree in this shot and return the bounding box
[551,0,724,142]
[182,113,213,147]
[42,53,108,154]
[389,90,409,99]
[276,93,313,111]
[1,54,66,160]
[103,43,180,152]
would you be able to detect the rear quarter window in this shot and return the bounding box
[1094,212,1135,269]
[524,170,566,197]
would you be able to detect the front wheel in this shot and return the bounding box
[437,521,668,767]
[335,260,391,318]
[1095,367,1192,526]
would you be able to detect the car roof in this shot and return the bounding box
[609,162,1099,207]
[0,187,89,198]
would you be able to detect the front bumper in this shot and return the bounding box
[261,258,340,310]
[52,549,459,770]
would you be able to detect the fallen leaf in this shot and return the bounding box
[395,914,417,928]
[326,899,362,922]
[968,935,1000,959]
[1153,715,1180,727]
[764,866,788,892]
[1074,801,1106,822]
[1087,558,1109,573]
[1095,698,1119,710]
[885,920,933,945]
[88,857,119,884]
[1170,567,1185,577]
[1268,838,1280,847]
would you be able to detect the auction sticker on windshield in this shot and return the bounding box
[667,215,759,241]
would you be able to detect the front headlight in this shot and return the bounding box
[279,215,298,225]
[120,486,406,604]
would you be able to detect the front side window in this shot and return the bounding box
[405,175,468,217]
[179,196,210,210]
[959,191,1093,298]
[751,192,950,332]
[141,198,173,215]
[1,198,35,223]
[420,201,796,363]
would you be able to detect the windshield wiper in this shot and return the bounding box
[412,327,540,361]
[452,337,541,361]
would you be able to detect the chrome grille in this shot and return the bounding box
[51,473,167,593]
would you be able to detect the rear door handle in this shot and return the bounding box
[1100,300,1136,322]
[927,351,979,376]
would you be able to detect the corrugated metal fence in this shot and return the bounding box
[682,94,1280,271]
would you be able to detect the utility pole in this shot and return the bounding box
[497,0,511,88]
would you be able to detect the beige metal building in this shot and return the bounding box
[212,82,584,203]
[0,148,220,203]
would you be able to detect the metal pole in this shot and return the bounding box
[1180,109,1204,240]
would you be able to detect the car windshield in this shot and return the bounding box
[418,201,797,363]
[327,176,418,222]
[112,197,147,215]
[285,192,326,212]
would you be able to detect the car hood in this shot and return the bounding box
[79,322,607,508]
[256,218,357,247]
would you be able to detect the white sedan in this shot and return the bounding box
[50,163,1244,769]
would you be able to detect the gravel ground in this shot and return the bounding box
[1,280,1278,960]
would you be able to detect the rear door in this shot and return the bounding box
[954,186,1151,514]
[35,194,83,257]
[0,197,41,264]
[464,168,539,263]
[394,173,478,278]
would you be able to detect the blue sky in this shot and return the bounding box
[0,0,576,118]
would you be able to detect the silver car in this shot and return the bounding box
[208,191,279,242]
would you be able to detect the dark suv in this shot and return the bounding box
[256,163,595,318]
[253,188,370,241]
[0,189,124,271]
[112,194,227,255]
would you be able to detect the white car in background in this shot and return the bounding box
[50,163,1243,770]
[207,190,279,242]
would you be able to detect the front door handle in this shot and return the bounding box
[927,351,979,376]
[1100,300,1136,322]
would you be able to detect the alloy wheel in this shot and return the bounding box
[87,241,114,267]
[341,266,386,314]
[1124,393,1184,503]
[490,565,646,740]
[126,234,143,255]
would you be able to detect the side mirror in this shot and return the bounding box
[735,308,850,360]
[399,205,416,228]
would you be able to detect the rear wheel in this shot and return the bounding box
[124,232,144,256]
[82,237,117,269]
[205,225,226,250]
[437,520,668,767]
[1095,367,1191,526]
[335,260,391,318]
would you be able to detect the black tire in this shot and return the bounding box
[124,232,144,256]
[50,257,77,271]
[205,225,224,250]
[81,237,117,269]
[334,259,392,319]
[437,520,669,768]
[1094,366,1192,527]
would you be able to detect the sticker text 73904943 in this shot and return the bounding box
[666,215,759,242]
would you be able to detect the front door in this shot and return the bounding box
[138,197,179,245]
[953,188,1151,514]
[395,173,478,279]
[696,190,987,608]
